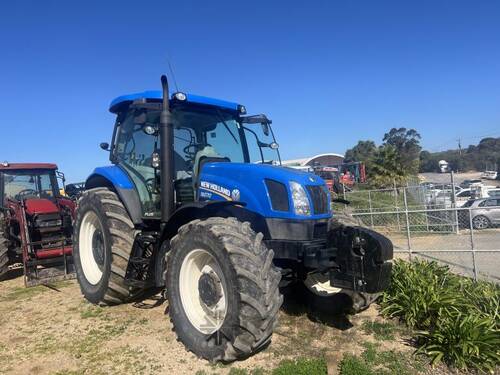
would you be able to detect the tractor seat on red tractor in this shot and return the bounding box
[0,162,76,287]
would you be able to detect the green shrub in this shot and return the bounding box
[272,357,327,375]
[381,259,500,372]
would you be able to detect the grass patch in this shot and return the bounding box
[381,259,500,372]
[339,342,425,375]
[272,357,327,375]
[361,320,396,341]
[0,285,48,302]
[79,305,106,319]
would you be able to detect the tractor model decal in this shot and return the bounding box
[199,181,233,201]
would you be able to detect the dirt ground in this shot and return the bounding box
[0,275,448,375]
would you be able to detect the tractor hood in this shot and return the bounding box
[24,198,59,215]
[198,162,331,220]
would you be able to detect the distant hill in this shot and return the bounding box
[420,137,500,173]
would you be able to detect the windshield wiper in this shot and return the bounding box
[216,109,238,144]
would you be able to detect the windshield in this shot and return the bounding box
[2,170,58,201]
[242,123,280,165]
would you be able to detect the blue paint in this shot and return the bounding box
[86,165,134,190]
[109,90,241,113]
[199,163,331,220]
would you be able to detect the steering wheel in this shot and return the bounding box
[16,189,38,200]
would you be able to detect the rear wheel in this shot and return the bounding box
[472,215,490,230]
[167,217,282,362]
[73,188,139,305]
[0,212,9,280]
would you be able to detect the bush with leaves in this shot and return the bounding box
[381,259,500,372]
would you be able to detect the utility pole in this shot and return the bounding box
[457,138,462,172]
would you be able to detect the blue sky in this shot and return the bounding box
[1,1,499,182]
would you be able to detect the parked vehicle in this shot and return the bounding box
[460,179,482,189]
[0,163,75,286]
[481,170,498,180]
[65,182,86,200]
[72,75,393,362]
[459,198,500,229]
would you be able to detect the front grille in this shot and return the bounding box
[306,185,329,214]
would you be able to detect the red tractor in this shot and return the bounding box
[0,163,76,286]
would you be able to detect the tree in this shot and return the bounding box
[369,145,409,187]
[382,127,422,174]
[344,140,377,163]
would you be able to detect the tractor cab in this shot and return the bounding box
[105,92,281,218]
[0,163,75,286]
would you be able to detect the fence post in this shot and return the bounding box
[468,206,478,280]
[342,183,346,200]
[403,187,412,261]
[450,171,460,234]
[394,179,401,232]
[368,190,374,228]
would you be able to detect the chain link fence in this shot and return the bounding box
[341,177,500,283]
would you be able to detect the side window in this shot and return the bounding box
[114,110,160,217]
[458,191,471,197]
[485,199,499,207]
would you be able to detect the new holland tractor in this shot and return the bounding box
[73,75,393,362]
[0,163,75,286]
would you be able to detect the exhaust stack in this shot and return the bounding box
[160,75,175,221]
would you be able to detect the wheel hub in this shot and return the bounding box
[198,271,222,308]
[91,230,105,268]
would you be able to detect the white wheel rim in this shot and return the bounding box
[304,272,342,296]
[179,249,227,334]
[79,211,105,285]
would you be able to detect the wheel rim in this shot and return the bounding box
[304,272,342,296]
[179,249,227,334]
[473,216,489,229]
[79,211,105,285]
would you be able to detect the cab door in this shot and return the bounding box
[113,110,161,218]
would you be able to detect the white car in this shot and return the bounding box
[481,171,498,180]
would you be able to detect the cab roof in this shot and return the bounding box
[0,163,58,171]
[109,91,242,114]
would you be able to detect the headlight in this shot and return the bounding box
[290,181,311,216]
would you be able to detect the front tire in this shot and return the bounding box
[167,217,282,362]
[73,188,139,305]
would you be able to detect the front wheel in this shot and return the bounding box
[73,188,140,305]
[166,217,282,362]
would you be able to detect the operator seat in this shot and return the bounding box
[193,146,230,188]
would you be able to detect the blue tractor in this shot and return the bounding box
[73,75,393,362]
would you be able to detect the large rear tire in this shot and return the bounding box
[73,188,139,305]
[0,212,9,280]
[167,217,282,362]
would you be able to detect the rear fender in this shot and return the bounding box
[85,166,143,225]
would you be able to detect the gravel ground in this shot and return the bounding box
[0,274,452,375]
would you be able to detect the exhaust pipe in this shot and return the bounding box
[160,75,175,221]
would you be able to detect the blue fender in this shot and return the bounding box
[85,165,143,225]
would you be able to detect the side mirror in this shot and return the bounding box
[261,122,270,136]
[100,142,110,151]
